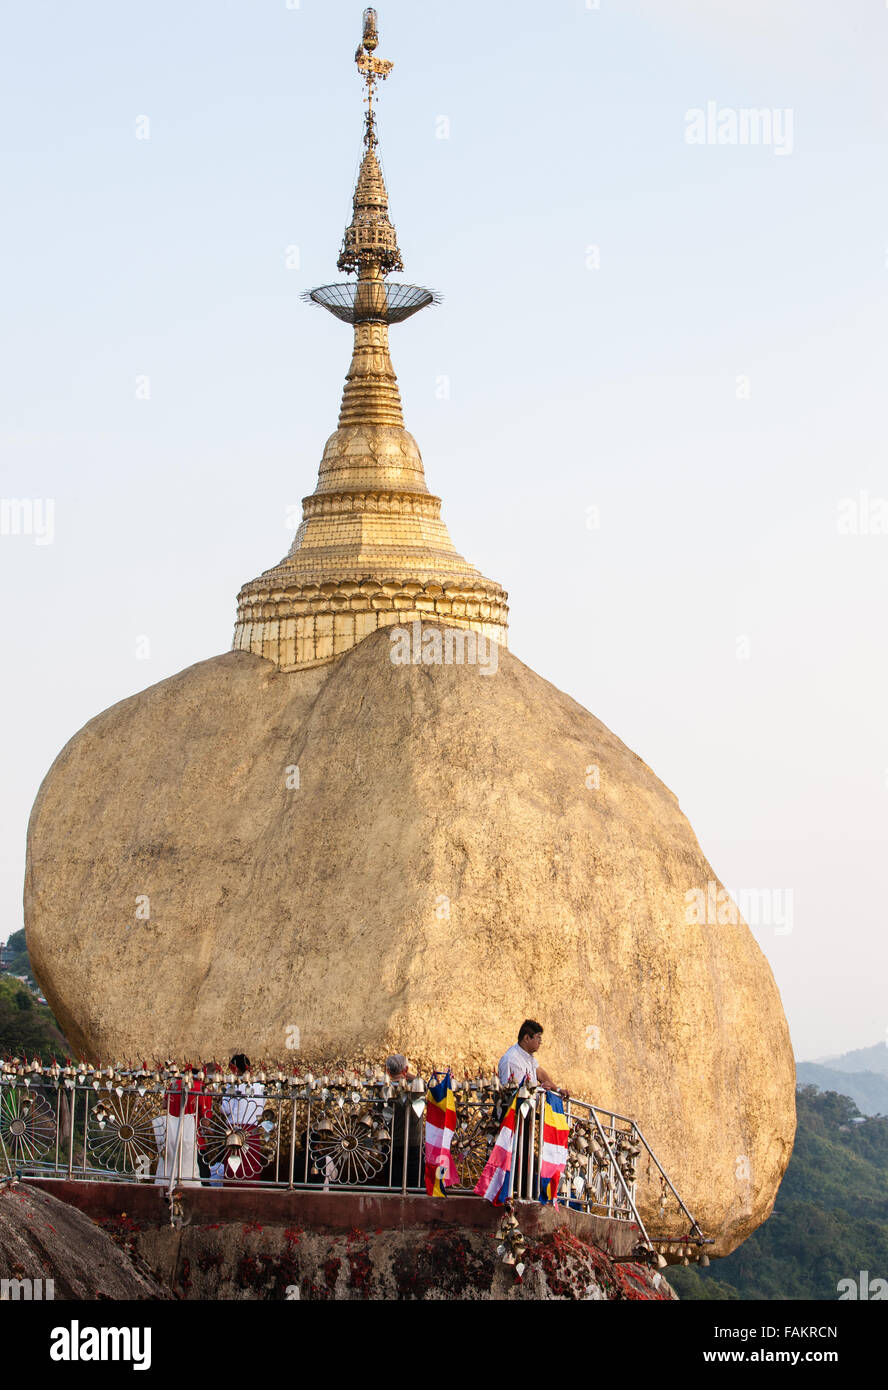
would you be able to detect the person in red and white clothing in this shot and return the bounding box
[154,1065,213,1187]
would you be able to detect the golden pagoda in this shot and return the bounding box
[25,12,797,1262]
[232,9,508,671]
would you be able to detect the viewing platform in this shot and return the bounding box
[0,1060,710,1273]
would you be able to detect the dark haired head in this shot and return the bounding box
[518,1020,543,1045]
[229,1053,250,1075]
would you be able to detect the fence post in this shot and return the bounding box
[287,1093,298,1190]
[400,1100,409,1196]
[168,1081,187,1201]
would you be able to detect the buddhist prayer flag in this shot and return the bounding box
[539,1173,560,1204]
[424,1071,458,1196]
[538,1091,569,1205]
[474,1092,520,1205]
[426,1163,448,1199]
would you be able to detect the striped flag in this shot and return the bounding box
[538,1091,569,1205]
[474,1092,520,1205]
[424,1071,458,1196]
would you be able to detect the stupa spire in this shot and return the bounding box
[338,8,403,280]
[232,10,508,671]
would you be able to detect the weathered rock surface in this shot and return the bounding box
[0,1181,170,1299]
[25,626,796,1251]
[131,1217,674,1301]
[38,1182,675,1300]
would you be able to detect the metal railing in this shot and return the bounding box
[0,1064,708,1258]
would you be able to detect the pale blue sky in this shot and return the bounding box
[1,0,886,1060]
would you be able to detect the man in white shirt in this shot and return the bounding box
[496,1020,569,1200]
[498,1019,568,1097]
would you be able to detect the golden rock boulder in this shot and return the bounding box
[25,626,795,1251]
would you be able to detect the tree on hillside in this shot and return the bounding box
[1,928,38,990]
[0,975,68,1057]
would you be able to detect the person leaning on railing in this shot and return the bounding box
[497,1020,569,1099]
[497,1020,569,1200]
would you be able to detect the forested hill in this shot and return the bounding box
[816,1042,888,1076]
[796,1062,888,1118]
[0,972,68,1057]
[670,1086,888,1300]
[1,927,38,990]
[0,928,68,1055]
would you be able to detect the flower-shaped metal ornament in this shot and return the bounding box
[0,1085,56,1169]
[450,1111,494,1190]
[199,1094,272,1180]
[308,1105,390,1185]
[87,1091,161,1174]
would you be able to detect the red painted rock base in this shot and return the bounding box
[29,1181,676,1301]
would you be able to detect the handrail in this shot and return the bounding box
[0,1063,708,1260]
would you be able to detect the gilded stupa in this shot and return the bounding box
[24,10,795,1254]
[233,10,507,671]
